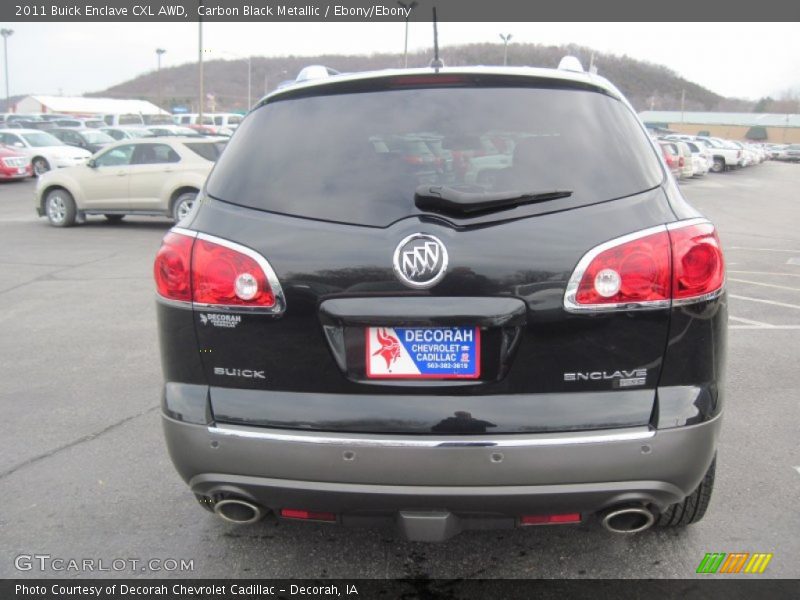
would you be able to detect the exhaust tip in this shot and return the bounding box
[601,506,655,534]
[213,498,264,525]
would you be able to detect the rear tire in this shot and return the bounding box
[33,157,51,177]
[104,214,125,223]
[655,457,715,527]
[45,189,77,227]
[172,191,198,222]
[711,158,725,173]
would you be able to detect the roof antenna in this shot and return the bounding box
[429,7,444,70]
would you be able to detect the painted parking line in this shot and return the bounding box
[727,247,800,254]
[728,278,800,293]
[730,326,800,330]
[728,271,800,278]
[729,316,774,327]
[729,294,800,311]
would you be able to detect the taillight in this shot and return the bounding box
[153,229,284,313]
[192,238,275,307]
[154,232,193,302]
[669,222,725,303]
[564,219,724,312]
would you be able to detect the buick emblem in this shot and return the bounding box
[393,233,449,289]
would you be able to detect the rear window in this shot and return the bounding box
[207,85,663,227]
[184,141,227,161]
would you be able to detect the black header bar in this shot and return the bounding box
[3,0,799,22]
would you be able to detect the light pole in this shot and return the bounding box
[246,56,251,108]
[499,33,512,66]
[155,48,166,110]
[397,1,417,68]
[1,29,13,111]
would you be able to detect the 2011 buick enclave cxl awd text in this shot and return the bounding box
[153,62,726,541]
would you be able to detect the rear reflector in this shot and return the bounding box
[564,219,724,312]
[521,513,581,525]
[280,509,337,522]
[153,228,284,313]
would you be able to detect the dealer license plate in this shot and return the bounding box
[365,326,480,379]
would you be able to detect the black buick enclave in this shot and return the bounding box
[154,63,726,541]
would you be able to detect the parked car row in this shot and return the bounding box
[0,111,242,139]
[654,134,768,179]
[763,143,800,162]
[0,129,94,175]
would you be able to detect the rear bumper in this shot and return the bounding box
[163,413,721,518]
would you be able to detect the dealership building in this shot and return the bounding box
[639,111,800,143]
[12,95,168,118]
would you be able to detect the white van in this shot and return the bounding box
[102,114,145,127]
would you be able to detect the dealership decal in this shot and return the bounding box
[199,313,241,328]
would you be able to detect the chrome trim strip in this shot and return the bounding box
[171,226,198,239]
[665,217,709,231]
[672,286,725,306]
[207,425,655,448]
[155,293,192,310]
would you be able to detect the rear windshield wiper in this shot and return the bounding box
[415,185,573,215]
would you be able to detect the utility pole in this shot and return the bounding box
[681,89,686,123]
[397,1,418,68]
[155,48,166,110]
[198,4,204,123]
[1,29,13,111]
[499,33,512,66]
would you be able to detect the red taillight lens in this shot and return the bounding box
[280,509,336,522]
[153,232,193,301]
[521,513,581,525]
[154,231,279,309]
[566,220,724,312]
[574,230,672,306]
[192,238,275,307]
[669,223,725,301]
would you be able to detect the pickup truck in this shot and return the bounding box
[694,137,743,172]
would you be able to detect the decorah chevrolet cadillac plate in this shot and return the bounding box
[154,60,726,541]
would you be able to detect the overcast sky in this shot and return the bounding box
[3,22,799,100]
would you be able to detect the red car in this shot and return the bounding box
[0,145,32,180]
[658,141,683,179]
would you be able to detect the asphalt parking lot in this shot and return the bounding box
[1,163,798,580]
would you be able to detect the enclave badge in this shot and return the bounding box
[392,233,449,289]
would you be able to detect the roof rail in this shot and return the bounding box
[557,56,584,73]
